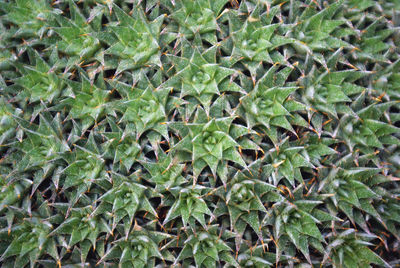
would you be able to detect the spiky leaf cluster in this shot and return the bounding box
[0,0,399,267]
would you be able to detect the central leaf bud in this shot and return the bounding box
[258,99,269,109]
[137,100,157,117]
[205,136,216,145]
[133,244,144,252]
[232,185,252,203]
[202,131,217,144]
[192,71,211,84]
[138,104,151,115]
[254,97,273,116]
[201,239,214,251]
[242,39,258,50]
[201,131,219,152]
[189,12,203,24]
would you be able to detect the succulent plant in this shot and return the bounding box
[52,0,103,61]
[13,51,66,104]
[321,228,390,267]
[97,180,157,235]
[0,98,19,146]
[141,150,186,191]
[166,46,238,113]
[0,0,399,267]
[239,69,306,145]
[0,216,59,267]
[211,177,274,259]
[171,115,258,183]
[49,206,111,264]
[169,225,237,267]
[98,223,171,268]
[162,184,212,230]
[101,4,164,75]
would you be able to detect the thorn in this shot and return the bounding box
[272,160,284,168]
[133,219,142,231]
[323,119,332,126]
[248,17,259,22]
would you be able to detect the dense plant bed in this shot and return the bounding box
[0,0,399,267]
